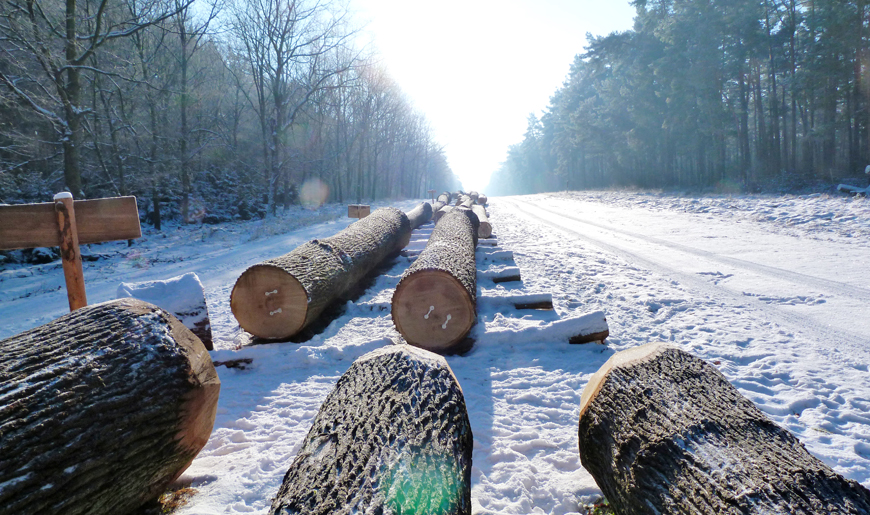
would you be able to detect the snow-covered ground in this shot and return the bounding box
[1,191,869,514]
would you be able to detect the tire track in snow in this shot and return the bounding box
[522,200,870,300]
[506,198,870,365]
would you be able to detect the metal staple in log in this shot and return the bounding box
[231,207,411,339]
[269,345,473,515]
[391,209,478,353]
[578,343,870,514]
[0,298,220,515]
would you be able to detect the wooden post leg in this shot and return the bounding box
[54,192,87,311]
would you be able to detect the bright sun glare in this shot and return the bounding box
[350,0,637,192]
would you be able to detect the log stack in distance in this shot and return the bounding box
[269,345,473,515]
[577,342,870,514]
[392,209,478,353]
[0,298,220,515]
[231,207,411,339]
[405,201,433,230]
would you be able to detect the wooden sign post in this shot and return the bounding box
[0,193,141,311]
[427,189,437,201]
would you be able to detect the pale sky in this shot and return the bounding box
[349,0,637,192]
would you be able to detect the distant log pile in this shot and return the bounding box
[392,209,478,353]
[578,343,870,514]
[231,207,411,339]
[405,201,434,229]
[0,299,220,515]
[269,345,473,515]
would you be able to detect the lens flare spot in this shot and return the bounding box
[299,179,329,209]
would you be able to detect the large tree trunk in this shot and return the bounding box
[405,201,433,230]
[269,345,473,515]
[577,343,870,515]
[0,298,220,515]
[392,209,478,353]
[232,207,411,339]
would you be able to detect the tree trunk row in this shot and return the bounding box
[0,299,220,515]
[269,345,473,515]
[231,207,411,339]
[578,343,870,514]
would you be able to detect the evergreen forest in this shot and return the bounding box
[488,0,870,195]
[0,0,460,224]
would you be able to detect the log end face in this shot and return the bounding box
[478,222,493,239]
[230,265,308,339]
[579,342,674,420]
[392,270,475,353]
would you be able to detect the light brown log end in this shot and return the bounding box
[478,222,493,239]
[579,342,673,419]
[230,264,308,339]
[392,270,475,352]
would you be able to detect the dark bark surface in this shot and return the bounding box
[231,207,411,338]
[397,209,477,307]
[269,345,473,515]
[405,201,433,229]
[0,298,220,515]
[577,343,870,515]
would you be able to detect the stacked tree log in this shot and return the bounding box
[269,345,473,515]
[471,204,492,239]
[578,343,870,514]
[405,201,434,230]
[477,194,488,206]
[231,207,411,339]
[392,209,479,353]
[0,298,220,515]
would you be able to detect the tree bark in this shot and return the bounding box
[0,298,220,515]
[577,343,870,515]
[471,205,492,239]
[231,207,411,339]
[405,201,433,230]
[269,345,473,515]
[392,209,477,353]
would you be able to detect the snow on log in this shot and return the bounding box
[117,272,213,350]
[471,204,492,239]
[481,311,608,344]
[392,209,478,353]
[405,201,434,230]
[479,266,521,283]
[0,298,220,515]
[268,345,473,515]
[231,207,411,339]
[577,343,870,514]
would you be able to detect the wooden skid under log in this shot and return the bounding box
[392,209,478,353]
[0,299,220,515]
[578,343,870,514]
[231,207,411,339]
[269,345,473,515]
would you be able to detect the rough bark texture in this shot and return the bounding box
[577,343,870,515]
[269,345,473,515]
[392,209,477,352]
[231,207,411,339]
[405,201,433,230]
[0,298,220,515]
[471,205,492,239]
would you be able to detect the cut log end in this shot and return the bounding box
[579,342,671,419]
[230,264,308,339]
[392,270,475,352]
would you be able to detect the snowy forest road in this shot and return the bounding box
[505,197,870,364]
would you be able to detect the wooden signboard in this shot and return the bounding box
[428,189,437,201]
[347,204,371,219]
[0,193,142,311]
